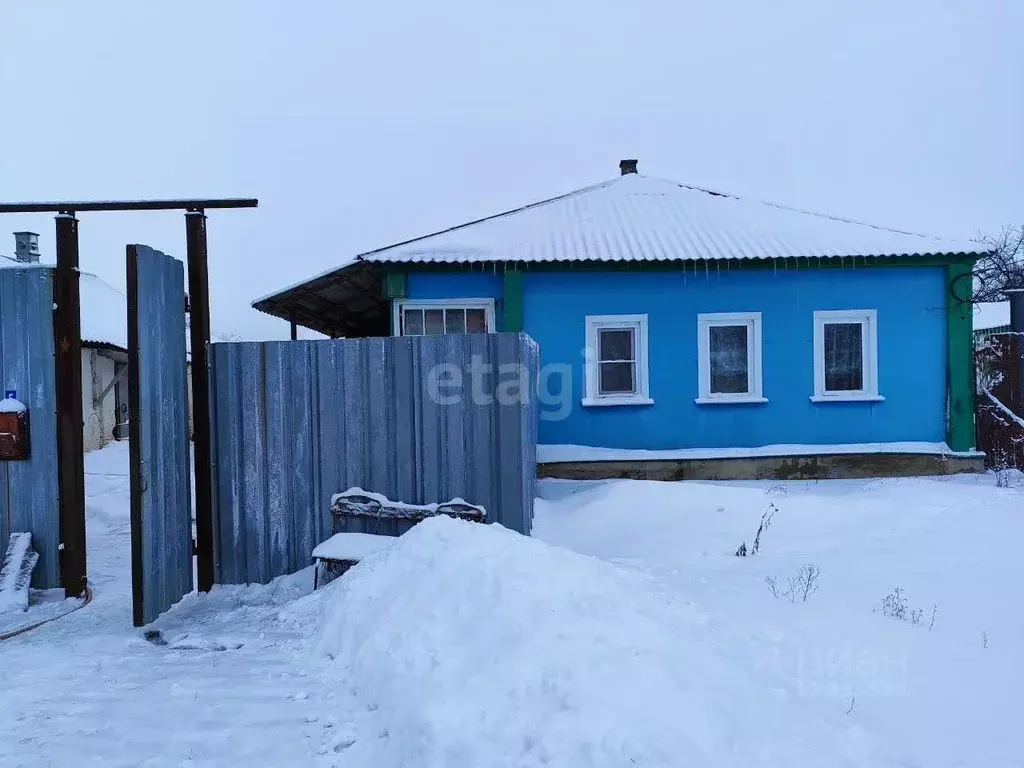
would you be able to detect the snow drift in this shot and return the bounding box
[315,517,890,767]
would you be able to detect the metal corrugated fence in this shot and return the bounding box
[0,267,60,588]
[208,333,539,585]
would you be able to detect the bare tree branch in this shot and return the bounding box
[975,225,1024,303]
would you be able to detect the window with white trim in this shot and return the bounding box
[393,299,495,336]
[583,314,652,406]
[812,309,881,401]
[697,312,765,403]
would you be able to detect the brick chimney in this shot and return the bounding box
[14,232,40,263]
[619,159,638,175]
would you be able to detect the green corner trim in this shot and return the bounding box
[382,270,407,300]
[503,269,524,332]
[946,261,975,451]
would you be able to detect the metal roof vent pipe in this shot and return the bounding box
[619,159,638,175]
[14,232,40,263]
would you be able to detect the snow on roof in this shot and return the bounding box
[974,301,1011,331]
[354,173,986,265]
[79,271,128,351]
[1,260,127,351]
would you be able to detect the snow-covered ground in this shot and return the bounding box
[0,443,336,767]
[535,475,1024,768]
[1,441,1021,766]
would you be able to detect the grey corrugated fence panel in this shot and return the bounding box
[208,333,539,585]
[129,246,192,625]
[0,267,60,588]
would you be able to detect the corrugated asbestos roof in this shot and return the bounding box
[353,173,986,265]
[251,171,990,336]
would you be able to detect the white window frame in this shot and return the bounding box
[392,298,496,336]
[696,312,766,404]
[582,314,653,407]
[812,309,883,402]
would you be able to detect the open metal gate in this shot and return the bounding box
[127,244,192,626]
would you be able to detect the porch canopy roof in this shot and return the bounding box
[251,259,388,338]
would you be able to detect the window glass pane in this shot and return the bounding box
[424,309,445,335]
[824,322,864,391]
[466,308,487,333]
[599,328,634,361]
[709,324,749,394]
[599,361,635,395]
[445,308,466,334]
[403,309,423,335]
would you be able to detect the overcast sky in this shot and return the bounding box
[2,1,1021,338]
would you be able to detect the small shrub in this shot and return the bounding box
[765,564,821,603]
[736,503,777,557]
[994,467,1023,488]
[877,587,909,621]
[875,587,938,630]
[751,504,777,556]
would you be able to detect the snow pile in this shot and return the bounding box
[315,516,889,768]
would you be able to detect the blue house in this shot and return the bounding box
[255,161,988,477]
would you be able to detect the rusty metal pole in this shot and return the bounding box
[54,212,87,598]
[186,210,215,592]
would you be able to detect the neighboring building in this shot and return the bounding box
[973,301,1011,346]
[4,232,128,451]
[79,268,129,450]
[253,162,988,470]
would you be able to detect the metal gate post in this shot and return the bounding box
[54,212,87,598]
[186,209,215,592]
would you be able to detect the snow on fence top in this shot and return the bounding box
[330,488,486,519]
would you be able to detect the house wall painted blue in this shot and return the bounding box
[403,265,948,450]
